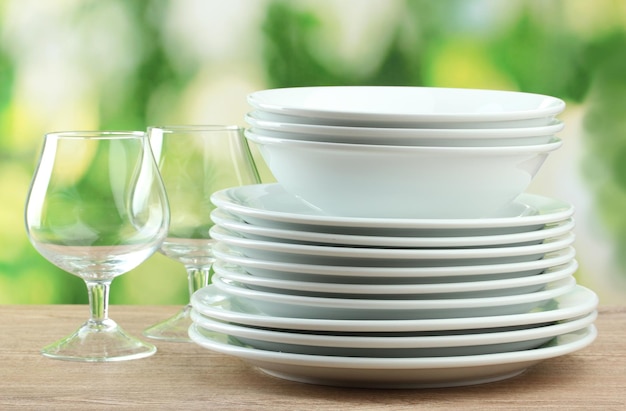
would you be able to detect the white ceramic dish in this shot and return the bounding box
[188,324,596,388]
[212,259,577,299]
[191,284,597,332]
[211,184,575,236]
[191,309,595,358]
[246,131,562,218]
[247,86,566,128]
[211,208,575,248]
[246,114,564,146]
[210,225,574,266]
[253,109,560,129]
[211,275,576,320]
[213,243,576,283]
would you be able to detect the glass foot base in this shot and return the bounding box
[143,305,193,343]
[42,318,156,362]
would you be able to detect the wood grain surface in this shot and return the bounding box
[0,305,624,410]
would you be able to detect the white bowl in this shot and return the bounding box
[247,86,565,128]
[246,112,564,146]
[245,132,562,219]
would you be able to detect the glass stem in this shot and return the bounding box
[86,280,111,324]
[186,266,212,303]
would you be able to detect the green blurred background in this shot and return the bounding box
[1,0,625,305]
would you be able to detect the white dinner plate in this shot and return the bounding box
[213,243,576,283]
[191,309,595,358]
[212,259,577,299]
[191,284,597,332]
[247,86,565,127]
[188,323,596,388]
[211,275,576,320]
[210,225,574,267]
[212,208,575,249]
[211,184,574,236]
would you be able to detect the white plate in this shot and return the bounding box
[247,87,565,127]
[212,259,577,299]
[213,243,576,283]
[253,110,559,129]
[245,111,564,138]
[245,114,563,146]
[188,324,596,388]
[191,284,597,332]
[211,184,574,236]
[212,208,575,248]
[211,275,576,320]
[210,225,574,266]
[191,309,595,358]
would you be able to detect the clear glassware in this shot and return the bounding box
[143,125,260,342]
[24,131,170,362]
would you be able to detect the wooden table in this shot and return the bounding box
[1,305,624,410]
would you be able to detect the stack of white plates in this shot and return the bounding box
[189,87,597,388]
[189,183,597,388]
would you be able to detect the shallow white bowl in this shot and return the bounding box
[247,86,565,128]
[211,274,576,320]
[246,112,564,146]
[213,259,577,299]
[213,243,576,284]
[246,131,562,218]
[211,184,575,236]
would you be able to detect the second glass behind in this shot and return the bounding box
[144,125,261,342]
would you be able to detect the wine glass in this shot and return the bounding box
[25,131,170,362]
[143,125,260,342]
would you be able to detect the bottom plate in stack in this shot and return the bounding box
[189,322,596,389]
[189,284,598,388]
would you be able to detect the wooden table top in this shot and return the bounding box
[1,305,624,410]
